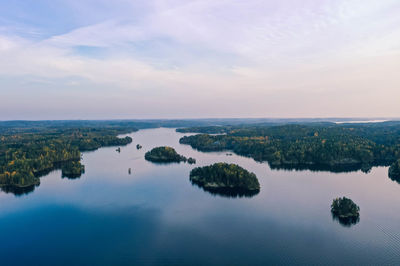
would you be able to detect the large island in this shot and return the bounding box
[190,163,260,197]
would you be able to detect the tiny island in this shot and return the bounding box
[144,146,195,164]
[187,157,196,164]
[331,197,360,226]
[189,163,260,197]
[136,144,142,150]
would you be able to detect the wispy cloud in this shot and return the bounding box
[0,0,399,119]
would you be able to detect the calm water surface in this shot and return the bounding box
[1,128,400,265]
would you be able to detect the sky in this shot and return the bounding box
[0,0,399,120]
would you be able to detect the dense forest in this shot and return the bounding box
[190,163,260,197]
[0,121,138,190]
[331,197,360,226]
[389,159,400,182]
[179,122,400,172]
[145,146,195,164]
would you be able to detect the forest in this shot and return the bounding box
[0,121,137,190]
[145,146,187,163]
[190,163,260,197]
[389,159,400,182]
[179,122,400,172]
[145,146,195,164]
[331,197,360,226]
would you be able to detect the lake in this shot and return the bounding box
[1,128,400,265]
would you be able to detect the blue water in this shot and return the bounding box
[1,128,400,265]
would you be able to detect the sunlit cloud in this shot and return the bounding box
[0,0,399,119]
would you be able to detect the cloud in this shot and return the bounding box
[0,0,400,119]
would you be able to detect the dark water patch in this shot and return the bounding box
[331,212,360,227]
[0,183,39,196]
[0,204,161,266]
[269,162,373,174]
[190,181,260,198]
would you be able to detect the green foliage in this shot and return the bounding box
[180,123,400,171]
[177,126,233,134]
[331,197,360,217]
[61,161,85,179]
[190,163,260,191]
[180,134,234,152]
[187,157,196,164]
[389,159,400,181]
[145,146,187,163]
[331,197,360,226]
[0,122,137,189]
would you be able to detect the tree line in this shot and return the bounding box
[0,123,137,189]
[179,122,400,173]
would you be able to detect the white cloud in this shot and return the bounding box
[0,0,400,119]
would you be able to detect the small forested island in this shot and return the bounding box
[331,197,360,226]
[145,146,189,163]
[187,157,196,164]
[389,159,400,182]
[136,144,142,149]
[190,163,260,197]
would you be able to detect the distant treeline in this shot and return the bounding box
[0,119,278,134]
[179,122,400,173]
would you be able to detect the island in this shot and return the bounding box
[136,144,142,149]
[145,146,188,163]
[331,197,360,226]
[189,163,260,197]
[389,159,400,182]
[187,157,196,164]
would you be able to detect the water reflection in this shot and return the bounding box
[146,161,183,165]
[331,212,360,227]
[61,167,85,179]
[3,162,85,196]
[268,162,373,174]
[190,181,260,198]
[61,171,84,179]
[0,183,39,196]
